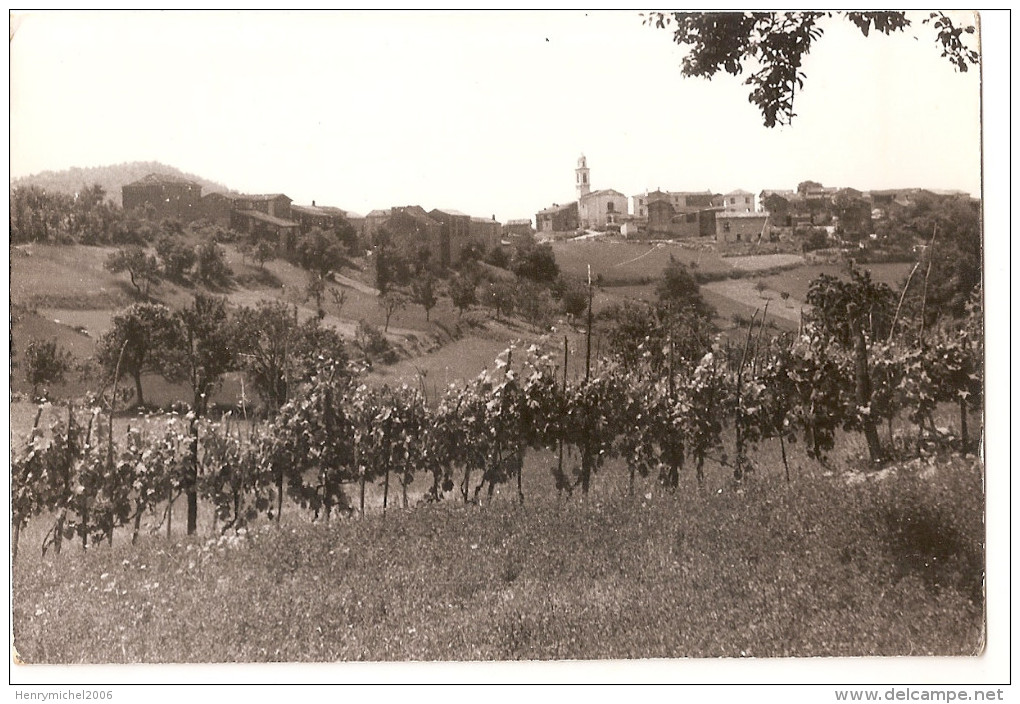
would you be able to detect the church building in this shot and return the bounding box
[575,155,628,231]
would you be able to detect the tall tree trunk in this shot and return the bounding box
[133,371,145,408]
[959,397,969,452]
[516,453,525,506]
[187,418,199,534]
[12,522,22,564]
[461,465,472,504]
[580,446,593,495]
[276,462,284,525]
[780,434,790,484]
[53,511,65,555]
[854,327,884,465]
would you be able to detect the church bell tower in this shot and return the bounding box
[576,154,590,198]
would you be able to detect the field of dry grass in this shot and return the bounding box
[552,239,732,285]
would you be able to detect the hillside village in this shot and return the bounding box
[113,154,973,269]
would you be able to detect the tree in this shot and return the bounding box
[373,230,414,294]
[105,247,161,296]
[554,276,588,320]
[644,11,978,127]
[485,280,516,322]
[253,239,275,270]
[330,287,348,317]
[656,256,711,318]
[155,234,196,282]
[514,280,556,330]
[797,180,824,197]
[806,265,894,464]
[485,246,510,270]
[305,272,326,318]
[761,193,791,217]
[296,227,346,278]
[233,300,349,413]
[24,338,71,397]
[379,291,407,332]
[411,273,438,321]
[334,217,360,254]
[895,193,981,325]
[448,273,477,317]
[832,190,873,239]
[194,241,232,286]
[176,294,234,417]
[96,303,182,408]
[511,241,559,283]
[800,227,829,251]
[176,294,235,534]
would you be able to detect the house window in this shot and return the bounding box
[730,197,736,205]
[606,202,615,212]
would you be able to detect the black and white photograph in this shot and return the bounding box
[7,8,1008,694]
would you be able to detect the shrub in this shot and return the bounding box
[194,241,232,287]
[356,320,398,365]
[24,337,72,397]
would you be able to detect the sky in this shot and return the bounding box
[10,10,987,222]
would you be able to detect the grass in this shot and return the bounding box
[758,262,914,304]
[552,240,732,285]
[11,445,983,663]
[10,243,137,310]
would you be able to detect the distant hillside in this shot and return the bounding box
[10,162,232,206]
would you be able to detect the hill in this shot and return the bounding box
[10,161,232,206]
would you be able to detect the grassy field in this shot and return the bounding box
[758,262,914,304]
[552,239,732,285]
[11,445,983,663]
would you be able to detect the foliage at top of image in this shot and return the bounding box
[643,11,979,127]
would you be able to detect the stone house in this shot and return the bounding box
[429,208,472,267]
[122,173,202,222]
[535,202,578,233]
[715,211,770,243]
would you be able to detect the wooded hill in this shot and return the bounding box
[10,161,231,206]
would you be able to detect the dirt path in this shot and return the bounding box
[333,272,379,296]
[724,253,805,271]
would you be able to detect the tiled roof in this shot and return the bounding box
[206,192,289,202]
[716,211,768,219]
[536,201,577,215]
[236,210,299,228]
[125,173,200,187]
[291,203,348,217]
[583,188,626,198]
[506,219,531,226]
[432,208,471,218]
